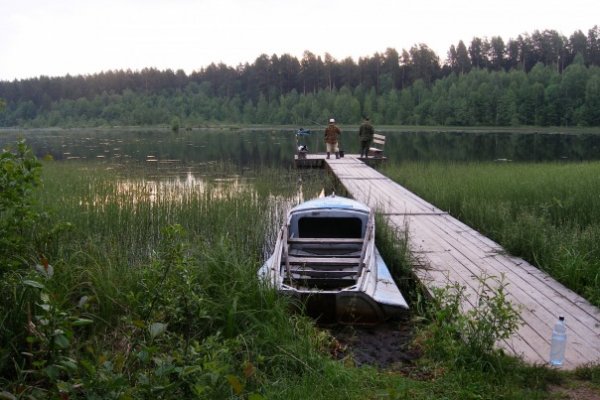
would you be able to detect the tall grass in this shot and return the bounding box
[382,161,600,306]
[1,161,386,399]
[1,158,595,399]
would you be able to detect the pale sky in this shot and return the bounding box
[1,0,598,81]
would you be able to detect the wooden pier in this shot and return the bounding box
[311,153,600,369]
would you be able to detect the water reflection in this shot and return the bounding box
[122,172,250,204]
[386,130,600,162]
[7,128,296,167]
[2,127,600,165]
[80,171,255,211]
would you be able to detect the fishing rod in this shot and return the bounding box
[296,118,335,153]
[295,118,324,135]
[294,119,323,153]
[308,118,325,127]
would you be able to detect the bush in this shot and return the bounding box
[421,274,521,371]
[0,140,42,272]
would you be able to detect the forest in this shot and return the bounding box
[1,26,599,127]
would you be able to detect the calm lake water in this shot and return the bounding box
[2,127,600,169]
[3,127,599,257]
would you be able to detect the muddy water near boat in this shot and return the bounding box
[328,315,421,369]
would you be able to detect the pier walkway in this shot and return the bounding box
[313,154,600,369]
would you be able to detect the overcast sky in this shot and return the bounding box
[1,0,598,81]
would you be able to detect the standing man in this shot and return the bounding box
[324,118,341,159]
[358,116,374,158]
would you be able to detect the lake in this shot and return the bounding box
[2,128,600,171]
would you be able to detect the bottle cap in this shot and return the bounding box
[559,316,565,321]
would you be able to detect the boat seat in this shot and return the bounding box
[285,256,361,265]
[290,269,357,278]
[288,248,362,257]
[282,237,365,289]
[284,276,357,289]
[288,238,363,257]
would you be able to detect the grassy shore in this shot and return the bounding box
[382,160,600,307]
[1,160,598,398]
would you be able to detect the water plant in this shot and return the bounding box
[0,157,358,398]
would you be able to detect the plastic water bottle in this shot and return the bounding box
[549,316,567,366]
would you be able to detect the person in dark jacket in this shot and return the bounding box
[358,116,374,158]
[324,118,341,159]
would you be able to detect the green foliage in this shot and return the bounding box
[0,140,42,271]
[574,363,600,384]
[0,163,343,398]
[170,116,180,132]
[375,214,417,299]
[3,63,600,128]
[2,26,600,129]
[0,266,94,390]
[22,277,93,380]
[422,275,521,370]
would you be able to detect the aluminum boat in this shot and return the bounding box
[259,195,408,323]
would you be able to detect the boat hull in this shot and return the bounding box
[260,247,407,324]
[259,195,408,323]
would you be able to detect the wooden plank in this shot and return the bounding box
[324,155,600,369]
[447,219,600,331]
[394,217,578,366]
[416,213,600,345]
[399,214,599,365]
[394,212,600,364]
[444,215,600,324]
[340,179,429,215]
[329,165,444,215]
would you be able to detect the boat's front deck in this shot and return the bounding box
[283,238,364,289]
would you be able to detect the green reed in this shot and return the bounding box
[1,158,592,399]
[382,161,600,306]
[2,161,386,399]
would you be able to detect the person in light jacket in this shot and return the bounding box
[324,118,341,159]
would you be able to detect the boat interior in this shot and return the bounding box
[282,215,369,290]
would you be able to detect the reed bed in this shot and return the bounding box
[382,161,600,306]
[2,158,596,399]
[4,161,385,399]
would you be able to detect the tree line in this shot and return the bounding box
[1,26,599,127]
